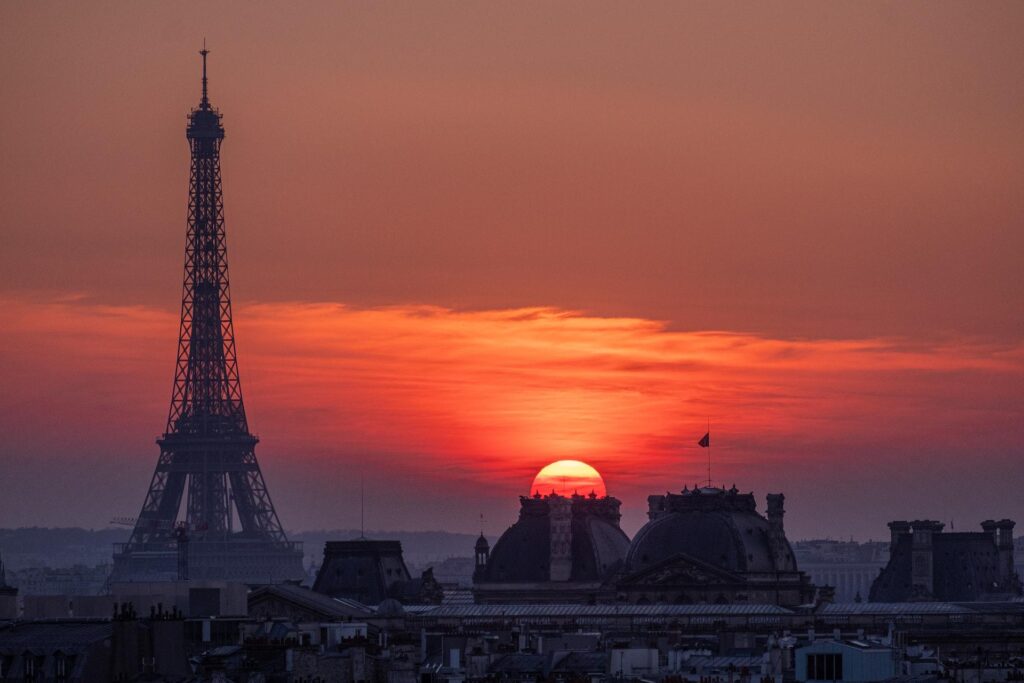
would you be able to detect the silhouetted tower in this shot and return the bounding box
[112,49,303,583]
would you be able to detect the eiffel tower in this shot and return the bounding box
[111,49,303,584]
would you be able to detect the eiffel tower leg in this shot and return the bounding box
[228,469,284,539]
[129,450,188,546]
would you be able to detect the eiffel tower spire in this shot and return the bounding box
[112,49,303,583]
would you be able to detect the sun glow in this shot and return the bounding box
[4,294,1023,534]
[531,460,607,498]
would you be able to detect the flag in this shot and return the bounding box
[698,432,710,448]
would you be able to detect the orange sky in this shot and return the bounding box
[1,294,1021,537]
[1,2,1023,538]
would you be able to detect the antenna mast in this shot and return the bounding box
[706,419,711,488]
[199,40,210,108]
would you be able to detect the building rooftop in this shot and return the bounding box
[818,602,973,615]
[0,620,112,651]
[415,603,791,618]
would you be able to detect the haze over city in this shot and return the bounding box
[1,1,1022,540]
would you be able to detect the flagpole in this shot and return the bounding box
[706,418,711,488]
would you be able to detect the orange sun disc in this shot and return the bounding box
[530,459,607,498]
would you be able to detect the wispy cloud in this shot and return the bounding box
[1,294,1021,535]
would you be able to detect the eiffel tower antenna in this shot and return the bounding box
[199,39,210,108]
[112,49,303,584]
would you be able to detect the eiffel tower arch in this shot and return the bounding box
[111,49,304,584]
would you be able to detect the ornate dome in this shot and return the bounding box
[625,487,797,574]
[477,492,630,583]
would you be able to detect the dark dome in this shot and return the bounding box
[479,494,630,583]
[376,598,406,617]
[475,533,490,552]
[626,488,797,574]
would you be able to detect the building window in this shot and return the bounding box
[806,653,843,681]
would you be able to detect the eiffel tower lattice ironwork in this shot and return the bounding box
[112,48,302,583]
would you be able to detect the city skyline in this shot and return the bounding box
[1,2,1023,541]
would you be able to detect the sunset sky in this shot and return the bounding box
[1,2,1022,540]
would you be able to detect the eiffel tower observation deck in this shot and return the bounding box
[111,49,304,584]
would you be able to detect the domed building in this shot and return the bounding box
[472,491,630,604]
[615,486,814,607]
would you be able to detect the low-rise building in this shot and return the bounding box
[795,640,898,683]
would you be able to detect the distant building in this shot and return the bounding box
[869,519,1021,602]
[794,539,889,602]
[472,491,631,604]
[0,553,17,620]
[313,539,443,605]
[616,487,815,607]
[7,564,110,596]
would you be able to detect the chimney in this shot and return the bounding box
[766,494,788,567]
[766,494,785,530]
[647,495,667,521]
[996,519,1015,585]
[548,496,573,581]
[909,520,943,597]
[887,521,910,554]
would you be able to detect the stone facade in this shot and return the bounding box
[869,519,1022,602]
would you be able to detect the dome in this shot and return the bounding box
[626,487,797,574]
[376,598,406,617]
[477,493,630,583]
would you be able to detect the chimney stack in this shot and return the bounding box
[888,521,910,555]
[996,519,1015,585]
[766,494,788,566]
[909,520,944,597]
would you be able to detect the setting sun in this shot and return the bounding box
[531,459,607,498]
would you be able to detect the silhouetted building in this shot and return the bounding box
[0,553,17,620]
[313,540,443,605]
[0,621,113,681]
[616,487,815,606]
[473,492,631,604]
[869,519,1021,602]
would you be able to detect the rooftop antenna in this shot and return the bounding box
[707,419,711,487]
[359,474,366,539]
[697,419,711,488]
[199,39,210,108]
